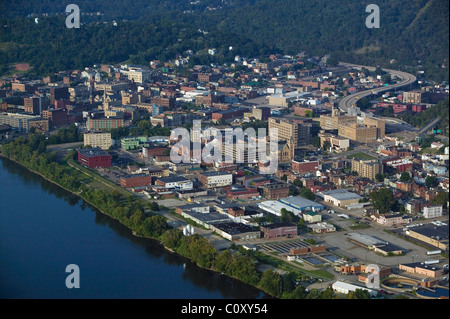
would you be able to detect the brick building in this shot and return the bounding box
[261,182,290,199]
[77,148,111,168]
[292,160,320,174]
[260,223,297,239]
[120,174,152,188]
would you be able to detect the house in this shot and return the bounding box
[303,211,322,223]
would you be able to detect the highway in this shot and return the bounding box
[338,62,417,113]
[417,116,442,135]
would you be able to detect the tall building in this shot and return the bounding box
[338,124,378,143]
[50,87,70,105]
[319,109,357,130]
[86,117,124,131]
[268,117,312,147]
[351,159,382,180]
[84,132,112,150]
[24,97,41,115]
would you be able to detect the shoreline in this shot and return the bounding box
[0,154,274,298]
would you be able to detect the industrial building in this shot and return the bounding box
[280,196,325,212]
[332,281,377,297]
[318,189,362,209]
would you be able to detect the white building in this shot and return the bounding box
[332,281,377,297]
[423,206,443,219]
[126,68,151,84]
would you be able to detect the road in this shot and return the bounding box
[338,62,417,113]
[417,116,442,135]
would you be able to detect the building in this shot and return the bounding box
[198,171,233,188]
[24,97,42,115]
[384,159,413,173]
[280,196,325,212]
[0,113,47,133]
[308,222,336,233]
[261,182,290,200]
[351,159,382,181]
[50,86,70,105]
[77,148,111,168]
[338,123,379,143]
[318,133,350,151]
[399,262,444,278]
[267,91,309,107]
[422,206,443,219]
[406,224,448,250]
[252,107,271,121]
[210,222,261,241]
[303,211,322,223]
[127,69,151,84]
[268,118,312,147]
[260,223,297,239]
[332,281,377,297]
[42,108,68,127]
[257,200,303,217]
[227,186,260,200]
[155,176,193,190]
[371,213,412,227]
[292,160,320,174]
[84,132,112,150]
[319,109,357,131]
[403,91,422,104]
[120,174,152,188]
[319,189,362,209]
[86,117,124,131]
[121,137,143,150]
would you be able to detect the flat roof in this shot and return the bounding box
[182,210,231,224]
[408,224,448,240]
[211,222,259,235]
[158,176,191,183]
[280,196,325,210]
[200,171,233,177]
[258,200,302,216]
[348,232,383,246]
[320,189,362,201]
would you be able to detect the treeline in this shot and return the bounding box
[0,15,273,78]
[0,133,374,299]
[398,98,449,134]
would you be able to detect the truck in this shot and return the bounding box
[427,250,442,255]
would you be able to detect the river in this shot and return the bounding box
[0,158,268,299]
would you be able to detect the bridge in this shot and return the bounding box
[417,117,442,136]
[338,62,417,114]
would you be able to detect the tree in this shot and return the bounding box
[280,208,296,223]
[299,188,315,201]
[433,191,449,208]
[400,172,411,182]
[425,176,439,188]
[369,188,395,214]
[259,270,281,297]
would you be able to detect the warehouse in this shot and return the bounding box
[318,189,362,209]
[257,200,302,217]
[210,222,261,241]
[332,281,377,297]
[280,196,325,212]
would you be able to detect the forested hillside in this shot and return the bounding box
[0,0,448,81]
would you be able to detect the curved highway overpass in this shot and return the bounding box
[338,62,417,113]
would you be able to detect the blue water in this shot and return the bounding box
[0,158,267,299]
[416,287,449,298]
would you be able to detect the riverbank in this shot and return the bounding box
[0,152,277,298]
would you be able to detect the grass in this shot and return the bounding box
[349,222,372,230]
[348,152,377,160]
